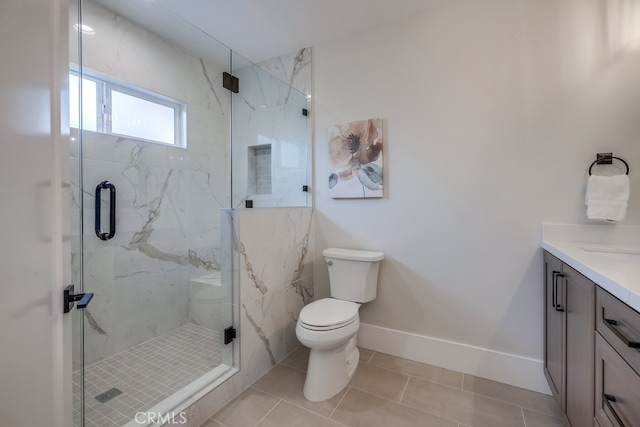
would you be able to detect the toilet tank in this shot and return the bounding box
[323,248,384,303]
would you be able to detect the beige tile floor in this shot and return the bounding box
[203,347,564,427]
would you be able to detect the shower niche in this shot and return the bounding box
[248,144,273,196]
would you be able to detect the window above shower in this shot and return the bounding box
[69,69,187,148]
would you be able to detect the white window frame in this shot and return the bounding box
[70,66,187,148]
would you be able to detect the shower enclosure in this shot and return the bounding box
[69,0,309,425]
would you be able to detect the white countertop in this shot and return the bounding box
[542,224,640,313]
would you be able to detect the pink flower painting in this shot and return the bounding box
[328,118,383,198]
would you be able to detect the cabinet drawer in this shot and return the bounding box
[596,287,640,375]
[595,333,640,427]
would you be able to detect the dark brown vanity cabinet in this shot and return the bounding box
[543,251,595,427]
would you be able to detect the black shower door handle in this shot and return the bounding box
[95,181,116,241]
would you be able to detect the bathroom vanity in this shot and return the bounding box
[542,224,640,427]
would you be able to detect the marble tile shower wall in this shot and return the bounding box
[258,48,312,96]
[227,208,314,389]
[70,0,230,367]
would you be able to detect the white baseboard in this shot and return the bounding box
[358,323,551,395]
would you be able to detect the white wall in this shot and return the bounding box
[313,0,640,392]
[0,0,71,426]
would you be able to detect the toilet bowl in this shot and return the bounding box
[295,248,383,402]
[296,298,361,401]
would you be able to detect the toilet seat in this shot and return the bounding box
[298,298,359,331]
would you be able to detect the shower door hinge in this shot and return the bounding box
[63,284,94,314]
[224,326,237,345]
[223,72,239,93]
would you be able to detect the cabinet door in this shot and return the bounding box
[564,264,595,427]
[544,251,564,404]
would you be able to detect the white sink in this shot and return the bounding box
[579,246,640,263]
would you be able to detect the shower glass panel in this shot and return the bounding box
[70,0,236,425]
[231,51,310,208]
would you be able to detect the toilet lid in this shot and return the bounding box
[298,298,359,329]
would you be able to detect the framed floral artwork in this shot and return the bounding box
[328,118,383,198]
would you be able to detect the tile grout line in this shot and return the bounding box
[252,398,283,426]
[328,386,351,419]
[279,361,307,373]
[210,416,231,427]
[521,406,527,427]
[275,396,348,425]
[279,396,342,420]
[280,345,304,361]
[520,406,562,418]
[398,375,411,402]
[359,361,464,395]
[245,385,335,420]
[365,350,375,364]
[365,359,464,391]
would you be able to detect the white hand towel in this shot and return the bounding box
[585,174,630,223]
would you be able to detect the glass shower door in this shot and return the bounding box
[70,0,235,425]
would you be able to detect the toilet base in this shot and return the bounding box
[302,336,359,402]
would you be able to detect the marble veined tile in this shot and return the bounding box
[80,160,188,250]
[233,207,314,388]
[240,291,284,386]
[80,247,116,365]
[283,278,313,355]
[258,47,312,96]
[237,208,312,298]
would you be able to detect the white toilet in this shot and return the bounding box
[296,247,384,402]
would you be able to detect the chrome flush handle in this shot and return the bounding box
[326,260,333,266]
